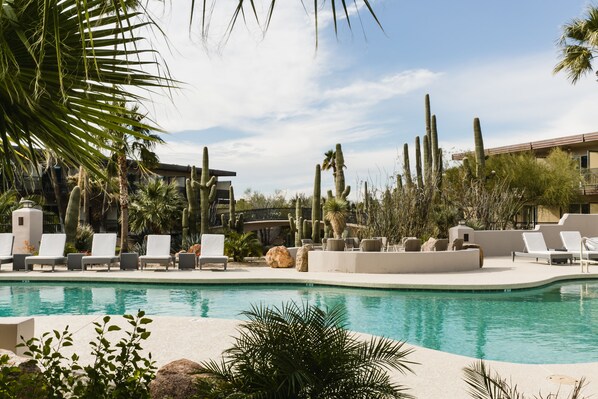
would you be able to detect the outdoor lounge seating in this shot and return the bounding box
[25,234,67,272]
[0,233,14,268]
[81,233,119,271]
[199,234,228,270]
[512,232,573,265]
[560,231,598,272]
[139,235,173,270]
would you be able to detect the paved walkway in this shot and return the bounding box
[5,257,598,398]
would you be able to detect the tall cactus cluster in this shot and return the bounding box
[399,94,443,191]
[334,143,350,200]
[222,185,244,233]
[311,164,321,243]
[461,117,486,181]
[288,199,303,247]
[182,147,218,246]
[64,186,81,244]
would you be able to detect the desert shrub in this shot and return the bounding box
[224,232,262,262]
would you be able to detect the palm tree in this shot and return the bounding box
[197,302,414,399]
[106,105,164,252]
[463,360,586,399]
[0,0,171,180]
[129,179,184,235]
[322,149,337,177]
[2,0,379,182]
[224,232,262,262]
[324,197,349,238]
[554,5,598,84]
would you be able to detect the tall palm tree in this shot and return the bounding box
[322,149,337,177]
[0,0,171,180]
[554,5,598,84]
[106,105,164,252]
[129,179,184,235]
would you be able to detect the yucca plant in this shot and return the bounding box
[224,231,262,262]
[323,198,349,239]
[197,302,415,399]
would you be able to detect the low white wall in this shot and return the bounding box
[308,249,480,274]
[464,214,598,256]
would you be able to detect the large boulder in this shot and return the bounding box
[296,245,312,272]
[265,246,294,268]
[149,359,203,399]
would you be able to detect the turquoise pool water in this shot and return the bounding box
[1,280,597,364]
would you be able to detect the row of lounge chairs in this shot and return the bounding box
[0,233,228,271]
[512,231,598,270]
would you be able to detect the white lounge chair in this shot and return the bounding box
[560,231,598,272]
[139,235,173,270]
[199,234,228,270]
[0,233,14,268]
[25,234,67,272]
[82,233,119,271]
[512,232,573,265]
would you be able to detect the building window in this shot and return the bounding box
[581,155,588,169]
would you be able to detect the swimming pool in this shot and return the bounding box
[1,280,596,364]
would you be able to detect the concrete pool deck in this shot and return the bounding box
[5,256,598,398]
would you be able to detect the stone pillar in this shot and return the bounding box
[448,222,475,244]
[12,201,43,253]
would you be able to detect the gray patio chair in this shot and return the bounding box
[82,233,119,271]
[199,234,228,270]
[139,235,173,270]
[25,234,67,272]
[0,233,14,268]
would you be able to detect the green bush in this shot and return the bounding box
[75,224,94,252]
[224,232,262,262]
[0,310,156,399]
[195,302,415,398]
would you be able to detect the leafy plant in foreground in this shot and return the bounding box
[464,360,587,399]
[196,302,415,398]
[14,310,155,399]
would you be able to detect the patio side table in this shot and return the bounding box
[178,253,197,270]
[12,254,32,271]
[119,253,139,270]
[67,253,85,270]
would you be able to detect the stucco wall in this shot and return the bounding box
[308,249,480,274]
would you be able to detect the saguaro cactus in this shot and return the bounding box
[222,185,244,233]
[200,147,218,235]
[423,135,431,184]
[473,117,486,180]
[415,136,423,188]
[289,199,303,247]
[403,143,413,188]
[431,114,439,175]
[184,166,200,237]
[312,164,321,243]
[334,143,351,200]
[64,186,81,244]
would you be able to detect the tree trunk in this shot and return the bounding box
[49,160,65,231]
[118,154,129,253]
[78,166,88,224]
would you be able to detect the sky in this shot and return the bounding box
[142,0,598,200]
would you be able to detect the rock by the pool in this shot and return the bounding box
[266,246,294,268]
